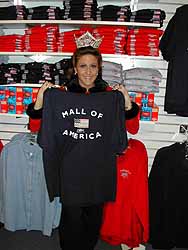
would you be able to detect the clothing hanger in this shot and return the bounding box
[172,124,188,160]
[179,125,188,160]
[28,132,38,144]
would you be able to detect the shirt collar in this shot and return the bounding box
[67,77,108,93]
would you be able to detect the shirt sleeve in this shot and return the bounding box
[26,102,43,119]
[125,101,139,120]
[126,102,140,135]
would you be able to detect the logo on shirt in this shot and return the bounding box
[120,169,132,178]
[62,108,103,119]
[74,118,89,128]
[61,107,104,140]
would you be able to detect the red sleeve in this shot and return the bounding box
[126,113,139,135]
[28,118,41,133]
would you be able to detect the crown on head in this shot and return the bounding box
[74,31,103,49]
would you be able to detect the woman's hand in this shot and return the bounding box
[112,84,132,111]
[34,81,54,110]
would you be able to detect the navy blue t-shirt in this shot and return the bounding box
[38,88,128,205]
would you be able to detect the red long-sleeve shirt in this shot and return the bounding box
[100,138,149,247]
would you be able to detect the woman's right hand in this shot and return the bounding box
[34,81,54,110]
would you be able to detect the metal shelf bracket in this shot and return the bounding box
[129,0,138,12]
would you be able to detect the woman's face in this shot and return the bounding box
[74,54,99,90]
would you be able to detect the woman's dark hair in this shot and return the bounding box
[72,46,103,77]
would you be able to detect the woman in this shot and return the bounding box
[26,46,140,250]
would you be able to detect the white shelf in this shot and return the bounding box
[0,83,42,87]
[129,120,156,133]
[0,20,160,28]
[0,52,71,56]
[140,120,156,129]
[0,51,161,60]
[0,113,28,118]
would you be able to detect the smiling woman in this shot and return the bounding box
[71,46,103,91]
[74,54,99,90]
[26,45,140,250]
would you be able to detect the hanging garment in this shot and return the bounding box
[0,133,61,236]
[100,139,149,248]
[149,142,188,248]
[159,5,188,116]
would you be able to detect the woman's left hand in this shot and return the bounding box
[112,84,132,110]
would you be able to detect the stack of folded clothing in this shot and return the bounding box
[20,62,58,84]
[126,28,163,56]
[97,5,131,22]
[0,63,22,85]
[55,58,74,85]
[63,0,98,20]
[58,30,78,53]
[123,67,162,93]
[0,5,27,20]
[92,26,128,54]
[58,27,93,52]
[0,34,24,52]
[24,24,59,52]
[129,8,166,27]
[0,28,8,63]
[0,60,74,86]
[102,61,123,86]
[27,6,62,20]
[59,26,127,54]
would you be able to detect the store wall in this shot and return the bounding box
[0,0,188,172]
[134,0,188,171]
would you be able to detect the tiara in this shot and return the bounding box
[74,31,103,49]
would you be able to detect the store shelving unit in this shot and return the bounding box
[0,19,160,27]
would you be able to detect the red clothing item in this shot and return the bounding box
[29,117,41,133]
[128,28,163,36]
[0,139,3,153]
[126,115,139,134]
[100,138,149,247]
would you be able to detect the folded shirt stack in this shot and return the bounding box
[0,5,27,20]
[129,8,166,27]
[0,4,166,30]
[0,34,24,52]
[0,63,22,85]
[55,58,74,85]
[0,28,8,63]
[27,6,63,20]
[97,5,131,22]
[126,28,163,56]
[58,27,92,53]
[123,67,162,93]
[24,25,59,52]
[102,61,123,86]
[63,0,98,20]
[20,62,59,84]
[0,59,73,86]
[92,26,128,54]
